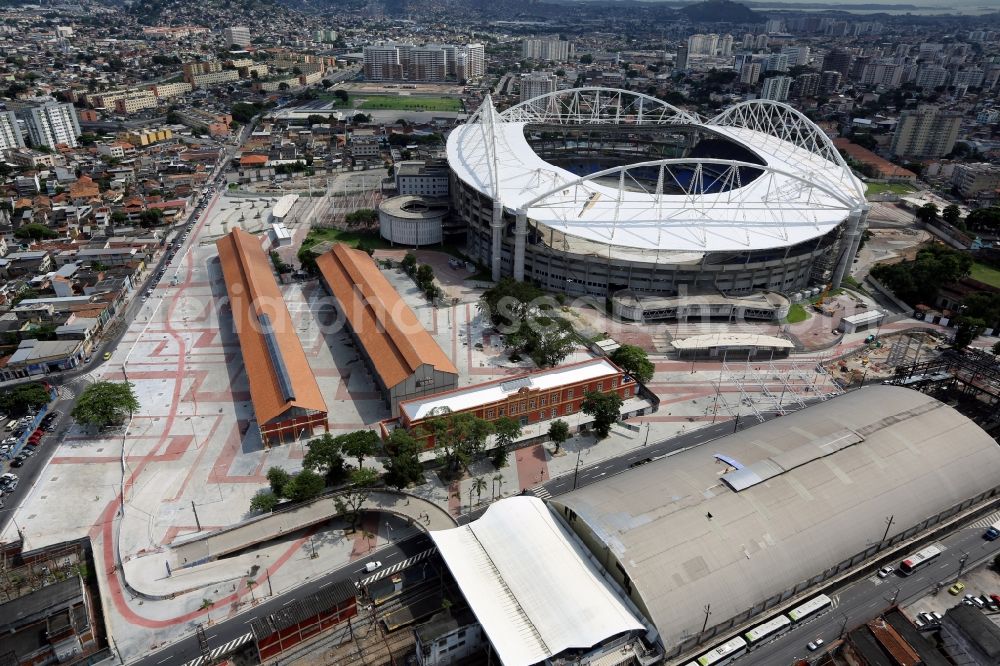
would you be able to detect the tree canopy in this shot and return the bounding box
[302,432,348,484]
[548,419,570,452]
[383,428,424,489]
[870,244,972,306]
[0,382,49,417]
[71,381,140,428]
[582,390,623,439]
[14,223,59,241]
[609,344,654,383]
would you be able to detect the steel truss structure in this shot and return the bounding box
[497,87,702,126]
[712,355,842,423]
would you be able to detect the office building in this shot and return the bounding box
[822,48,852,77]
[0,110,24,150]
[675,45,688,71]
[522,39,574,62]
[18,102,81,149]
[521,72,558,104]
[223,26,251,48]
[890,105,962,159]
[761,75,792,102]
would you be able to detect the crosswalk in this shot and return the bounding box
[529,484,553,500]
[967,510,1000,531]
[356,547,437,588]
[181,631,254,666]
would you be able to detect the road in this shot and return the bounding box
[739,515,1000,665]
[131,534,433,666]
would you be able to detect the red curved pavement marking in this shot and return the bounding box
[516,444,549,490]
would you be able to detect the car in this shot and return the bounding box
[914,618,926,630]
[363,560,382,573]
[950,582,967,595]
[3,478,17,492]
[991,594,1000,607]
[10,456,25,468]
[807,639,824,651]
[878,565,894,578]
[31,429,42,439]
[966,594,985,608]
[103,352,112,361]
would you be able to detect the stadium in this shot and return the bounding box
[447,88,869,303]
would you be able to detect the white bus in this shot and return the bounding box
[696,636,748,666]
[743,615,792,645]
[899,545,942,576]
[787,594,832,622]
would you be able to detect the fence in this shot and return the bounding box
[2,385,57,462]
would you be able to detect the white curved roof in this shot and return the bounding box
[446,91,866,253]
[431,496,646,666]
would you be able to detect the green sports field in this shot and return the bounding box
[356,95,463,112]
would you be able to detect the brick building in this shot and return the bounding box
[386,357,634,447]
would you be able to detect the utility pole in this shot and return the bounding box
[958,552,969,579]
[701,604,712,634]
[880,515,894,545]
[839,613,849,638]
[191,501,201,532]
[644,423,650,447]
[573,449,582,490]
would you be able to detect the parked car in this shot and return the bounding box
[949,582,966,595]
[878,565,894,578]
[104,352,112,361]
[965,593,984,608]
[807,639,824,651]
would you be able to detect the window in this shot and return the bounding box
[567,388,574,399]
[520,416,528,426]
[596,381,603,391]
[565,404,572,414]
[551,392,558,404]
[539,409,547,419]
[486,409,494,419]
[499,407,505,416]
[540,395,547,406]
[520,400,527,412]
[625,388,632,397]
[611,378,617,388]
[529,399,535,409]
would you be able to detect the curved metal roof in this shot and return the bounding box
[549,386,1000,648]
[446,90,866,253]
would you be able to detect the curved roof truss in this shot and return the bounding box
[708,100,865,199]
[500,87,702,125]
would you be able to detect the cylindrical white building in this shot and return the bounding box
[378,195,449,247]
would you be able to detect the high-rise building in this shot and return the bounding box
[314,29,337,43]
[822,48,852,78]
[860,60,904,88]
[458,43,485,80]
[687,34,719,56]
[675,45,688,71]
[765,53,789,73]
[363,43,481,82]
[740,62,762,85]
[820,70,842,94]
[17,102,80,149]
[953,68,984,88]
[781,45,810,67]
[760,76,792,102]
[363,45,402,81]
[794,72,820,98]
[742,33,755,49]
[521,39,574,62]
[915,65,949,89]
[520,72,557,104]
[765,19,784,33]
[890,105,962,159]
[719,34,734,57]
[223,26,251,48]
[0,110,24,150]
[755,34,769,50]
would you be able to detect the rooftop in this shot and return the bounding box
[670,333,795,351]
[216,229,327,427]
[315,243,457,390]
[399,357,622,422]
[550,387,1000,647]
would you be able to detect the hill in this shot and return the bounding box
[680,0,763,23]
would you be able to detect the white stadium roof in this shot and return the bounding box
[447,89,866,254]
[431,496,646,666]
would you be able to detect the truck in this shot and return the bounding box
[984,521,1000,541]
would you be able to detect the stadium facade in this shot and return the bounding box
[446,88,869,299]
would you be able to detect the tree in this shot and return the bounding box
[14,223,58,241]
[339,429,379,469]
[942,204,961,225]
[992,340,1000,356]
[306,114,325,126]
[579,54,593,64]
[473,476,488,506]
[138,209,164,228]
[0,382,50,416]
[430,413,493,473]
[282,468,325,502]
[334,467,380,531]
[491,417,520,469]
[915,203,939,224]
[71,381,140,428]
[582,390,623,439]
[249,489,279,513]
[609,344,654,383]
[383,429,424,489]
[333,89,349,104]
[401,252,418,275]
[266,466,291,497]
[302,433,348,485]
[548,419,570,453]
[953,316,985,350]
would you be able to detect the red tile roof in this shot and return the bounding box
[316,243,457,389]
[216,229,327,427]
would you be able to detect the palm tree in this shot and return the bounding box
[199,598,213,624]
[473,477,488,505]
